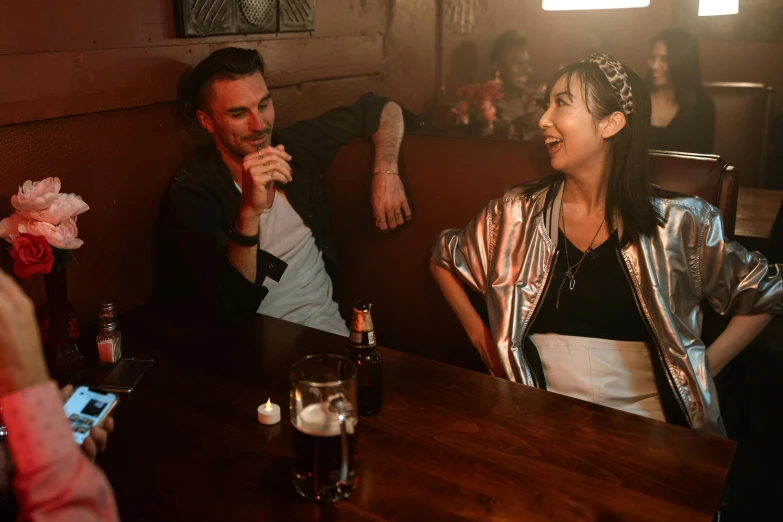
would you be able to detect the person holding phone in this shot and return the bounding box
[59,384,115,460]
[0,268,119,521]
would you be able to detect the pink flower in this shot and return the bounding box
[481,101,497,131]
[11,178,61,211]
[481,79,503,101]
[481,101,497,122]
[0,212,30,243]
[451,100,471,125]
[19,218,83,249]
[19,193,89,224]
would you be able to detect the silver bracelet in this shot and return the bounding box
[373,170,400,177]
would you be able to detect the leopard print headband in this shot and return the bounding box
[584,53,634,115]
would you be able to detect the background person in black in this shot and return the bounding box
[158,47,416,326]
[647,28,716,154]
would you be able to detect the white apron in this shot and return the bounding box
[529,333,666,422]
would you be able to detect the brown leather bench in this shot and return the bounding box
[705,82,775,189]
[651,149,738,238]
[326,134,739,369]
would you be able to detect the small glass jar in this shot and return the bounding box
[0,418,11,498]
[96,300,122,367]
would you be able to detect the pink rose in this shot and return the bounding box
[19,193,89,224]
[481,101,497,123]
[19,218,83,249]
[452,100,471,125]
[11,177,61,211]
[0,212,30,243]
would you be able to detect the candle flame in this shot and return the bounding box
[264,398,273,411]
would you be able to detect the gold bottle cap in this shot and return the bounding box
[349,301,376,347]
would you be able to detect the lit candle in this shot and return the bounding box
[257,398,281,425]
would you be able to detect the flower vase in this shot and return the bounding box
[43,269,84,384]
[465,122,485,137]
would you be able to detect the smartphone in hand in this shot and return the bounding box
[63,386,118,445]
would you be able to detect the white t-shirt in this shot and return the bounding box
[235,184,348,337]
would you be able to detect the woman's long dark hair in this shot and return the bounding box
[648,28,705,115]
[523,60,660,244]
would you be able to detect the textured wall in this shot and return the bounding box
[0,104,190,323]
[0,0,394,125]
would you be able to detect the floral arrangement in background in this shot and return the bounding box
[452,79,504,133]
[0,177,89,278]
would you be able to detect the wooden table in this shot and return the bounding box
[735,187,783,239]
[93,306,735,521]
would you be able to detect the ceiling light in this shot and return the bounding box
[542,0,650,11]
[698,0,739,16]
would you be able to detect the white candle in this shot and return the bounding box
[257,398,281,425]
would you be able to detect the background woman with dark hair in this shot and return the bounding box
[648,28,716,154]
[431,54,781,435]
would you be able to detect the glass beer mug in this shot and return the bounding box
[290,354,358,502]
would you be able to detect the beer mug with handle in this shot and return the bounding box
[290,354,358,502]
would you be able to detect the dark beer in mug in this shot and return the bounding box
[292,403,357,502]
[290,354,358,502]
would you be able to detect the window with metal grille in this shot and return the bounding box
[175,0,314,37]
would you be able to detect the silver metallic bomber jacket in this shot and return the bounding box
[431,184,783,435]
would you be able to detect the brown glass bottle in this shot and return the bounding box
[346,301,383,416]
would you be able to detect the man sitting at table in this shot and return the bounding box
[157,47,416,334]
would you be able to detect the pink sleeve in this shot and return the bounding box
[0,381,119,522]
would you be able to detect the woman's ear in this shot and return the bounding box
[601,111,627,139]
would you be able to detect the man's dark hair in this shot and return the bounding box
[490,30,527,64]
[181,47,266,124]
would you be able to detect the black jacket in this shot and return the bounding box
[157,93,425,322]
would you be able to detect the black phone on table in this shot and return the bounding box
[99,358,154,394]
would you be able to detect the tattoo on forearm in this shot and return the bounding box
[374,102,404,167]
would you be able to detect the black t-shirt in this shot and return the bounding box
[650,94,716,154]
[529,230,649,342]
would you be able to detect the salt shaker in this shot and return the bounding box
[96,300,122,366]
[0,418,10,497]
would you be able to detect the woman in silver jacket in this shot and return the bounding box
[431,54,782,435]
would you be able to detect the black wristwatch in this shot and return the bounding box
[229,225,260,247]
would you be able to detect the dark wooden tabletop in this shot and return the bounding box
[735,187,783,239]
[91,305,735,522]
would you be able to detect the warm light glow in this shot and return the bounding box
[265,398,273,411]
[542,0,649,11]
[698,0,738,16]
